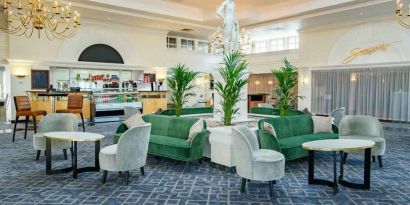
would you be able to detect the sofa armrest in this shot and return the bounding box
[190,130,209,160]
[259,130,282,152]
[332,124,339,134]
[116,123,128,134]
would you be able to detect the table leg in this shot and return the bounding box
[95,141,100,170]
[339,151,344,180]
[73,141,78,179]
[308,150,314,184]
[339,148,372,190]
[363,148,371,189]
[333,151,338,194]
[308,150,338,194]
[46,138,52,175]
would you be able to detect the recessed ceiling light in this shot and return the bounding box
[180,28,194,32]
[267,26,285,31]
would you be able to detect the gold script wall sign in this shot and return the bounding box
[342,41,400,64]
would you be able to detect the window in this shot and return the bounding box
[270,39,284,51]
[181,39,195,50]
[288,36,299,49]
[167,37,177,48]
[198,41,208,52]
[254,41,267,53]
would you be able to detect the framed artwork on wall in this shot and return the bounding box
[31,70,50,90]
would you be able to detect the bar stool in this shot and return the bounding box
[56,95,85,132]
[13,96,47,142]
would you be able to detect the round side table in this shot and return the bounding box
[302,139,375,194]
[43,132,105,179]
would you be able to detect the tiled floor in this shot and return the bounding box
[0,121,409,204]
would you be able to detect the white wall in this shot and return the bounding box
[245,17,410,112]
[2,20,221,120]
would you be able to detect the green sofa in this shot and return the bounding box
[258,115,338,161]
[114,115,208,166]
[159,107,213,116]
[250,107,305,116]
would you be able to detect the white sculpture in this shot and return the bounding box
[217,0,239,52]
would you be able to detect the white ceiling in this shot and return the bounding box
[67,0,395,39]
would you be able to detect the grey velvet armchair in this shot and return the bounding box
[99,123,151,185]
[339,115,385,167]
[330,107,345,128]
[232,126,285,198]
[32,113,78,160]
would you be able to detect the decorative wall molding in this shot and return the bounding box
[328,22,410,65]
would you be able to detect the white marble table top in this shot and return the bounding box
[43,132,105,142]
[302,139,375,152]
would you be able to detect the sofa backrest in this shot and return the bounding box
[258,115,314,139]
[142,114,199,139]
[250,107,305,116]
[159,107,213,116]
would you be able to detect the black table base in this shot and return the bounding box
[46,139,100,179]
[308,148,371,194]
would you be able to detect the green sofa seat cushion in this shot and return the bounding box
[279,133,339,149]
[149,135,191,148]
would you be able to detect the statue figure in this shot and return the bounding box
[217,0,239,53]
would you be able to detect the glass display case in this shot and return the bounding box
[90,89,143,123]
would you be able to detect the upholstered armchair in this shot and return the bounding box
[123,106,141,120]
[330,107,345,128]
[232,126,285,198]
[339,115,385,167]
[32,113,78,160]
[99,123,151,185]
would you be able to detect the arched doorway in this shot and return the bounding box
[78,44,124,64]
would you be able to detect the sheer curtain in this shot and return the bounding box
[311,66,410,122]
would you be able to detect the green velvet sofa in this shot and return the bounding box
[258,115,338,161]
[250,107,305,116]
[114,115,208,167]
[159,107,213,116]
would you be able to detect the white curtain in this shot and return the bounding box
[311,66,410,122]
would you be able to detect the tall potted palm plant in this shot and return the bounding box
[272,58,300,117]
[215,51,249,126]
[167,64,199,117]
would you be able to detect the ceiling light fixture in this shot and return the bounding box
[396,0,410,28]
[1,0,81,39]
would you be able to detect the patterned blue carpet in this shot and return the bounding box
[0,122,409,205]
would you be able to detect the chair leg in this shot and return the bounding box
[342,153,348,164]
[125,171,129,185]
[36,150,41,160]
[268,181,275,198]
[33,116,37,133]
[140,167,145,176]
[80,113,85,132]
[377,156,383,168]
[185,161,191,172]
[198,159,202,164]
[63,149,67,160]
[12,116,19,142]
[240,178,247,193]
[102,170,107,184]
[372,156,376,162]
[24,116,29,139]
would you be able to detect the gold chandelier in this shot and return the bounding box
[396,0,410,28]
[208,27,255,55]
[1,0,80,39]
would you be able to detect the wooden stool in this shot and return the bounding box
[12,96,47,142]
[56,95,85,132]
